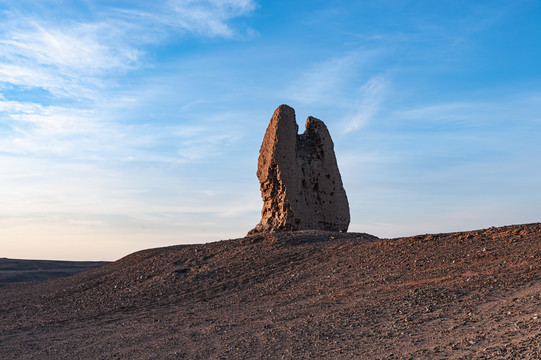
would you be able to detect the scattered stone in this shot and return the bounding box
[249,105,350,235]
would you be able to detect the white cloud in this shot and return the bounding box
[0,96,245,172]
[0,1,256,100]
[285,51,387,133]
[0,21,139,99]
[0,96,43,114]
[396,102,483,123]
[285,48,385,106]
[165,0,256,37]
[106,0,256,38]
[0,1,256,162]
[343,74,387,133]
[390,95,541,134]
[0,23,138,73]
[0,99,110,157]
[286,53,363,105]
[118,0,257,38]
[173,125,241,161]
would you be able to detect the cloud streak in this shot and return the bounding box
[0,0,256,161]
[343,74,387,133]
[0,0,256,101]
[284,50,389,134]
[286,51,377,106]
[117,0,257,38]
[0,19,140,100]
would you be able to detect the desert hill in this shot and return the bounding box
[0,258,110,286]
[2,223,541,359]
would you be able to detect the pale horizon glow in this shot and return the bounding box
[1,1,540,260]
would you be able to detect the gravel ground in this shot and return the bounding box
[2,223,541,359]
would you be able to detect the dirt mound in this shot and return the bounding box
[2,224,541,359]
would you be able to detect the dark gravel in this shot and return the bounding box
[2,224,541,359]
[0,258,110,286]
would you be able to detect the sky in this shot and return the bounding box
[1,0,540,261]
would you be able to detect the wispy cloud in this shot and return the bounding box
[0,99,243,166]
[284,49,388,133]
[342,74,387,133]
[117,0,257,38]
[0,20,141,100]
[174,125,241,161]
[396,102,484,124]
[391,96,541,134]
[0,0,256,102]
[0,22,138,73]
[286,52,375,106]
[0,88,126,160]
[0,0,256,162]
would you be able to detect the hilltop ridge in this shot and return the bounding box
[2,223,541,359]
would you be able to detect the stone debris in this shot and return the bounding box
[3,223,541,358]
[249,104,350,235]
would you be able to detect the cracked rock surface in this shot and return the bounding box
[249,105,349,235]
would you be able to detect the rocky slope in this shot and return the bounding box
[2,223,541,359]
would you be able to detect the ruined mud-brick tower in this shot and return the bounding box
[249,105,350,235]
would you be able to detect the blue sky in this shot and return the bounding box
[1,0,540,260]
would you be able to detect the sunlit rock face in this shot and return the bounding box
[248,105,350,235]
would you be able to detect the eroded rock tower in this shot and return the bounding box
[249,105,350,235]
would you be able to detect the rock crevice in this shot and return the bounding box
[249,105,350,235]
